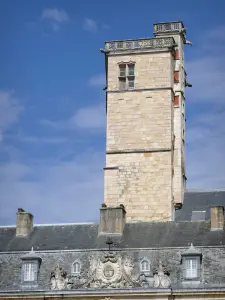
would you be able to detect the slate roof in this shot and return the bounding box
[0,190,224,252]
[176,190,225,221]
[0,221,225,252]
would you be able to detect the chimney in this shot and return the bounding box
[16,208,33,236]
[98,204,126,235]
[210,206,224,231]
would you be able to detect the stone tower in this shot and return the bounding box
[102,21,188,222]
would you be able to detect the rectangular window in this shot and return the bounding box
[118,64,135,90]
[119,77,126,90]
[128,78,134,88]
[185,258,198,278]
[119,65,126,77]
[24,263,35,281]
[128,64,135,76]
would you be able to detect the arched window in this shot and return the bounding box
[140,259,150,272]
[72,261,81,275]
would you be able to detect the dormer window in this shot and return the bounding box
[72,261,81,276]
[21,248,42,287]
[181,243,202,281]
[118,63,135,90]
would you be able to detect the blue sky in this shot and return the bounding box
[0,0,225,225]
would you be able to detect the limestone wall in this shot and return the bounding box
[106,90,173,152]
[104,151,173,221]
[107,52,173,91]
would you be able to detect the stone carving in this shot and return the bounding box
[50,264,72,290]
[153,260,171,288]
[73,252,149,289]
[105,37,174,51]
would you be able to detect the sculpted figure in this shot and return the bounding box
[153,260,171,288]
[50,264,71,290]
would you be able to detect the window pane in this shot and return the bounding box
[185,258,198,278]
[128,79,134,88]
[119,65,126,77]
[141,260,149,271]
[128,65,135,76]
[119,78,126,90]
[73,262,80,273]
[24,263,35,281]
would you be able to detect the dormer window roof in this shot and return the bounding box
[181,243,202,281]
[21,247,42,287]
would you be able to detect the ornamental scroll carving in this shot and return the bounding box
[73,252,149,289]
[50,253,149,290]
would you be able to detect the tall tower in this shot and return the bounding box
[102,21,188,222]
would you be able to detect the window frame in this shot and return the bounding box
[182,256,201,280]
[71,260,81,276]
[118,63,135,90]
[21,260,40,285]
[140,258,151,275]
[23,262,35,282]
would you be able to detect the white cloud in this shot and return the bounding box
[69,103,105,129]
[83,18,98,33]
[88,74,105,87]
[0,151,104,225]
[0,91,23,144]
[42,8,69,23]
[41,102,105,132]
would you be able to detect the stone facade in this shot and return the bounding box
[104,21,187,221]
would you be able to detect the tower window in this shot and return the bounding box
[118,63,135,90]
[23,263,35,282]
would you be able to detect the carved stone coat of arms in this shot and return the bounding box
[50,252,149,290]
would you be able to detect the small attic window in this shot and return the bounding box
[72,261,81,275]
[140,258,151,273]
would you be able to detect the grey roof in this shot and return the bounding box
[176,190,225,221]
[0,221,225,252]
[0,190,224,252]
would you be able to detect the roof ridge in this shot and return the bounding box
[186,188,225,193]
[35,222,96,227]
[0,222,97,228]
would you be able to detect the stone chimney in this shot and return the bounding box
[16,208,33,236]
[210,206,224,231]
[98,204,126,235]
